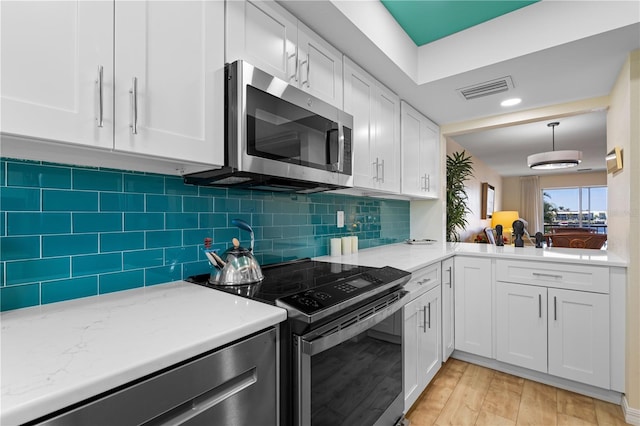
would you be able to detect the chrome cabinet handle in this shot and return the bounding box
[288,48,298,82]
[447,267,452,287]
[532,272,563,279]
[96,65,104,128]
[300,53,310,87]
[427,302,431,329]
[538,294,542,318]
[372,158,379,181]
[129,77,138,134]
[554,296,557,321]
[422,306,427,333]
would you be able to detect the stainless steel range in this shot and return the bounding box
[188,258,411,426]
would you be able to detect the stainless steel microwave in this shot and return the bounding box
[183,60,353,193]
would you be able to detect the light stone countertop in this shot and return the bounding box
[314,242,628,270]
[0,281,287,426]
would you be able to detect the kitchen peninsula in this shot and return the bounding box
[1,242,626,425]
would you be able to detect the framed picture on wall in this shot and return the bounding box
[481,182,495,219]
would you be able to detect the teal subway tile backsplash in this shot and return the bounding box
[100,193,144,212]
[6,258,70,285]
[0,157,409,311]
[1,187,40,211]
[124,174,164,194]
[99,270,144,294]
[123,249,164,270]
[73,169,122,191]
[101,232,145,252]
[41,276,98,304]
[1,283,40,311]
[73,213,122,233]
[43,189,98,211]
[7,162,70,188]
[72,253,121,276]
[0,236,40,261]
[7,212,71,235]
[42,234,98,257]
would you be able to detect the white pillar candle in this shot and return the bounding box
[341,236,352,255]
[330,238,342,257]
[351,236,358,253]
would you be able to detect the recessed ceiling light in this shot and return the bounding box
[501,98,521,107]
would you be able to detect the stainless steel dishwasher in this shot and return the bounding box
[33,328,277,426]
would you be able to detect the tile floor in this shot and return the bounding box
[406,358,630,425]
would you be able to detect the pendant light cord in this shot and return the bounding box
[548,121,559,151]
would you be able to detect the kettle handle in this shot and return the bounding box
[231,218,255,251]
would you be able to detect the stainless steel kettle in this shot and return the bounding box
[208,219,264,286]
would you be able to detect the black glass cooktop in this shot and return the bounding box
[187,258,372,305]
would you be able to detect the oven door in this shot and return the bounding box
[293,290,407,426]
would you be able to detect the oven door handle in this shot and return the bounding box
[300,292,407,356]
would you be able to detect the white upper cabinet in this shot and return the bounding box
[1,1,114,148]
[1,0,224,169]
[114,0,224,166]
[343,57,401,193]
[226,0,343,108]
[400,101,440,199]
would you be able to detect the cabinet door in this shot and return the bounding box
[343,58,374,188]
[226,0,297,82]
[422,118,440,198]
[548,288,610,388]
[403,295,422,411]
[373,83,401,193]
[297,22,343,108]
[454,257,492,358]
[1,1,113,148]
[421,285,442,390]
[400,101,422,196]
[403,286,441,411]
[496,282,547,372]
[114,0,224,166]
[400,101,439,198]
[441,258,455,362]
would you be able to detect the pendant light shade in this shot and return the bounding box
[527,122,582,170]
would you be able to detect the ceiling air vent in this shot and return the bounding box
[457,76,514,100]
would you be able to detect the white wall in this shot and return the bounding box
[446,139,503,242]
[607,49,640,415]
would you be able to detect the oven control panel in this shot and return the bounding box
[277,267,410,315]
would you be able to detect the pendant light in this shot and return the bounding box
[527,122,582,170]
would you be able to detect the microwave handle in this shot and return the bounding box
[334,125,345,173]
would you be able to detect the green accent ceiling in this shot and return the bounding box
[380,0,539,46]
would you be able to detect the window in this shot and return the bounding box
[543,186,607,234]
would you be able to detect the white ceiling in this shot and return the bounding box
[278,1,640,177]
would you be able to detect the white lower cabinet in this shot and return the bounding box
[496,282,548,372]
[403,285,441,411]
[548,287,610,388]
[454,256,492,358]
[441,257,455,362]
[496,282,611,389]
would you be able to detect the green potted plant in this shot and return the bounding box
[446,150,474,242]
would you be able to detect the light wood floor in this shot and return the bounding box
[406,358,630,426]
